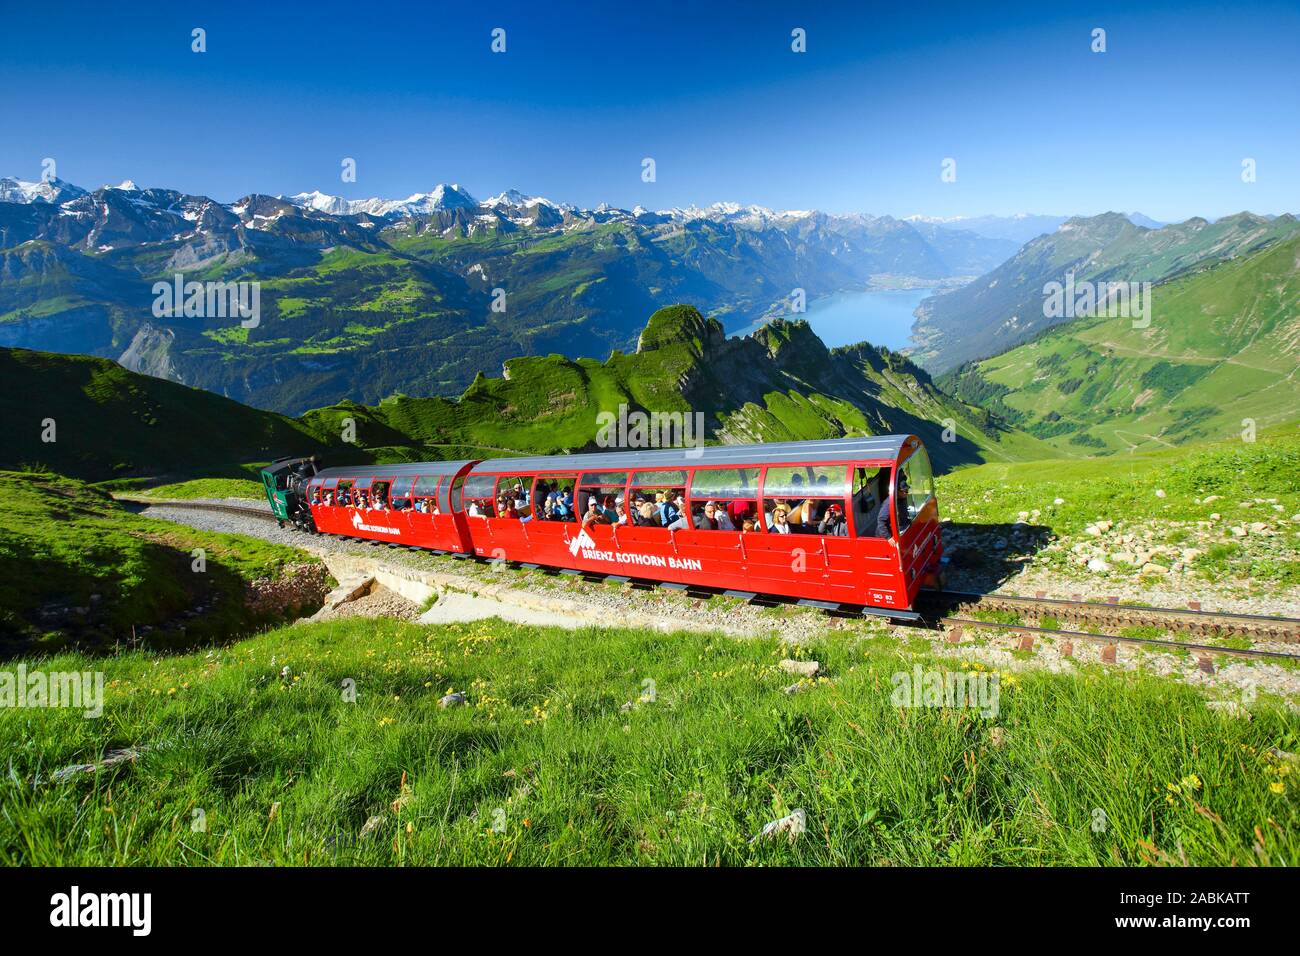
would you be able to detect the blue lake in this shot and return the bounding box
[730,287,933,351]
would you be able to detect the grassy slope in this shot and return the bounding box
[135,478,266,500]
[914,212,1300,373]
[0,347,330,480]
[942,237,1300,456]
[0,472,326,656]
[2,615,1296,865]
[938,425,1300,589]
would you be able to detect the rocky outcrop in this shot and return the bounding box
[118,324,184,383]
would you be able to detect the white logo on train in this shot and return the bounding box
[350,511,400,535]
[567,528,596,556]
[567,527,702,571]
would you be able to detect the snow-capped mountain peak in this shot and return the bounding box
[284,183,479,218]
[0,176,88,204]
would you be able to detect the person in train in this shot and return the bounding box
[728,498,750,528]
[600,494,620,524]
[582,498,609,529]
[634,500,659,526]
[818,502,848,536]
[665,492,690,530]
[613,494,630,525]
[661,491,682,528]
[741,517,758,533]
[698,500,735,530]
[875,472,909,538]
[768,504,793,534]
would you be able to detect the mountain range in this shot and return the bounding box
[0,176,1033,413]
[911,211,1300,372]
[0,304,1047,481]
[938,233,1300,455]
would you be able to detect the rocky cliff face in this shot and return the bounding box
[118,324,184,384]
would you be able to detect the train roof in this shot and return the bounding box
[468,435,915,475]
[308,436,917,483]
[312,460,475,481]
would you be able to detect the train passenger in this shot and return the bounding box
[468,500,481,517]
[582,498,609,529]
[875,473,909,538]
[741,517,757,533]
[504,500,520,519]
[634,500,659,526]
[660,492,681,528]
[699,501,734,530]
[818,503,847,537]
[601,495,620,524]
[728,499,750,527]
[768,504,793,534]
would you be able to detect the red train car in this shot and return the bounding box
[303,460,478,554]
[300,436,942,614]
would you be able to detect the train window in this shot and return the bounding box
[688,467,760,531]
[388,477,414,511]
[321,478,338,505]
[900,446,934,520]
[462,474,499,518]
[411,476,439,514]
[535,474,578,522]
[762,465,849,498]
[761,466,850,536]
[578,471,628,526]
[581,471,630,487]
[446,475,465,514]
[628,477,685,529]
[852,466,888,536]
[336,479,354,506]
[631,469,687,487]
[352,477,374,508]
[371,480,392,509]
[494,475,535,519]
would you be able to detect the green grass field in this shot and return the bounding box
[0,472,326,657]
[946,237,1300,456]
[134,478,267,501]
[2,616,1296,866]
[937,424,1300,589]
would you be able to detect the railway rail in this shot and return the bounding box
[125,496,1300,663]
[117,496,279,521]
[923,589,1300,643]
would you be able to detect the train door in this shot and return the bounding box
[847,464,909,608]
[520,473,580,567]
[482,473,537,565]
[462,472,500,556]
[569,470,630,571]
[894,442,940,604]
[386,476,416,538]
[406,475,439,548]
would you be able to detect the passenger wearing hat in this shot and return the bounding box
[818,502,847,536]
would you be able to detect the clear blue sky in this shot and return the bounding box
[2,0,1296,222]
